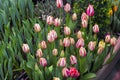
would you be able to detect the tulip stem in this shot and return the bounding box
[89,17,92,40]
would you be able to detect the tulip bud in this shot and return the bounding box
[53,77,60,80]
[81,12,89,21]
[69,67,80,78]
[47,30,57,42]
[93,24,99,34]
[70,55,77,65]
[60,50,65,57]
[46,16,53,25]
[86,4,94,17]
[64,26,71,35]
[97,48,104,55]
[56,0,63,8]
[57,57,66,67]
[81,20,88,28]
[110,37,117,46]
[64,3,71,12]
[88,41,96,51]
[79,47,87,57]
[72,13,77,21]
[105,34,111,43]
[22,44,30,53]
[36,48,43,58]
[34,23,41,32]
[54,18,61,27]
[62,67,70,77]
[98,41,105,49]
[108,9,113,16]
[77,31,82,39]
[76,38,84,48]
[52,48,58,56]
[59,39,63,46]
[113,6,118,12]
[39,58,47,67]
[40,41,47,49]
[63,37,70,47]
[70,37,75,45]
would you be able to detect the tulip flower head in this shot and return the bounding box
[56,0,63,8]
[110,37,117,46]
[46,16,53,25]
[79,47,87,57]
[54,18,61,27]
[81,19,88,28]
[93,24,99,34]
[69,67,80,78]
[39,58,47,67]
[63,37,70,47]
[22,44,30,53]
[57,57,66,67]
[40,41,47,49]
[47,30,57,42]
[52,48,58,56]
[88,41,96,51]
[76,38,84,48]
[62,67,70,77]
[70,55,77,65]
[72,13,77,21]
[36,48,43,58]
[70,37,75,45]
[64,3,71,12]
[86,4,94,17]
[34,23,41,32]
[105,34,111,43]
[77,31,82,39]
[64,26,71,35]
[53,77,60,80]
[81,12,89,21]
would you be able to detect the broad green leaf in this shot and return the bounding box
[82,73,96,80]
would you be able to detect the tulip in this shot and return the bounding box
[81,19,88,28]
[53,77,60,80]
[64,26,71,35]
[97,48,104,54]
[110,37,117,46]
[108,9,113,16]
[79,47,87,57]
[22,44,30,53]
[86,4,94,17]
[105,34,111,43]
[34,23,41,32]
[39,58,47,67]
[63,37,70,47]
[72,13,77,21]
[88,41,96,51]
[98,41,105,49]
[56,0,63,8]
[70,55,77,65]
[36,48,43,58]
[77,31,82,39]
[64,3,71,12]
[57,57,66,67]
[62,67,70,77]
[59,39,63,46]
[40,41,47,49]
[69,67,80,78]
[60,50,65,57]
[54,18,61,27]
[93,24,99,34]
[46,16,53,25]
[47,30,57,42]
[81,12,89,21]
[52,48,58,56]
[76,38,84,48]
[70,37,75,45]
[113,6,118,12]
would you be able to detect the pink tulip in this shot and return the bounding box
[52,48,58,56]
[81,12,89,21]
[63,37,70,47]
[46,16,53,25]
[57,57,66,67]
[81,19,88,28]
[36,48,43,58]
[64,26,71,35]
[77,31,82,39]
[22,44,30,53]
[88,41,96,51]
[62,67,70,77]
[79,47,87,57]
[47,30,57,42]
[40,41,47,49]
[86,4,94,17]
[39,58,47,67]
[93,24,99,33]
[76,38,84,48]
[64,3,71,12]
[56,0,63,8]
[72,13,77,21]
[70,55,77,65]
[105,34,111,43]
[110,37,117,46]
[34,23,41,32]
[70,37,75,45]
[69,67,80,78]
[54,18,61,27]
